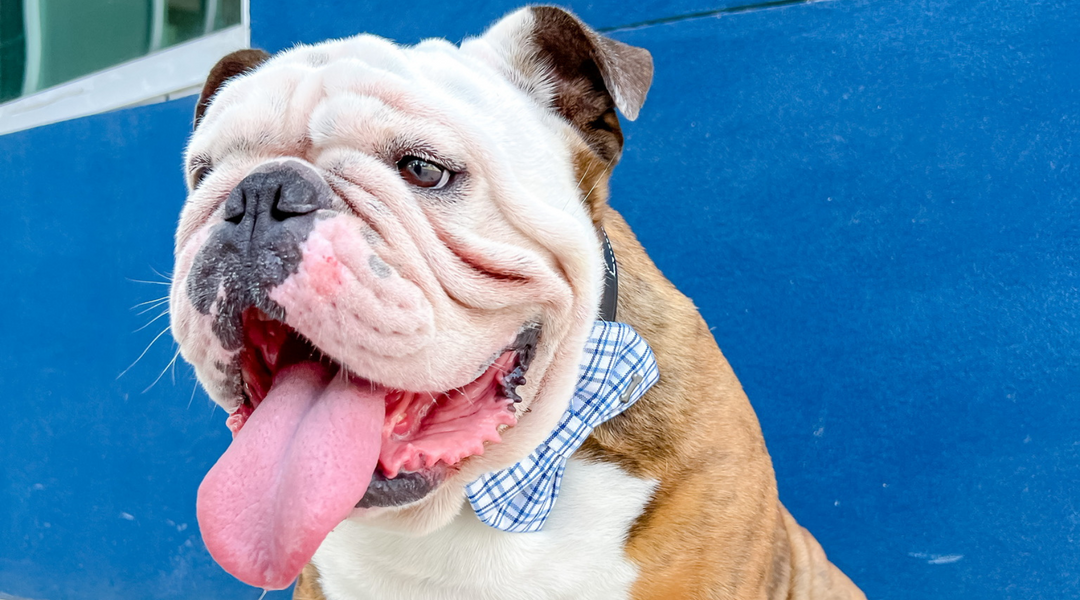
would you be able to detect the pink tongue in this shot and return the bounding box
[197,362,385,590]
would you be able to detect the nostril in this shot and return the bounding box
[223,186,247,224]
[272,177,319,221]
[225,163,329,227]
[270,186,289,222]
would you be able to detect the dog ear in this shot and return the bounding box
[479,6,653,162]
[194,49,270,130]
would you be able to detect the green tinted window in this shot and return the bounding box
[0,0,242,104]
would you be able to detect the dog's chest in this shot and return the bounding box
[313,458,656,600]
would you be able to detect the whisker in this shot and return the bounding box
[149,267,174,283]
[117,326,172,380]
[143,346,182,393]
[170,344,181,384]
[126,278,171,286]
[131,295,169,309]
[136,299,170,316]
[187,378,199,410]
[134,308,170,333]
[576,160,593,188]
[562,160,594,211]
[581,156,618,207]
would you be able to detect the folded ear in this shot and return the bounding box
[477,6,653,162]
[194,49,270,130]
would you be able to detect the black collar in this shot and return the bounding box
[599,227,618,322]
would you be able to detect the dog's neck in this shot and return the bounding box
[581,182,774,478]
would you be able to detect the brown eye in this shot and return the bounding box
[397,156,451,189]
[191,163,212,188]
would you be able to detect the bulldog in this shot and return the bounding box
[170,6,866,599]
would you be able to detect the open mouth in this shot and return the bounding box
[230,308,537,504]
[196,307,538,589]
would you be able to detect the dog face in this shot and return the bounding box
[170,7,651,590]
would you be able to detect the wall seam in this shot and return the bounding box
[597,0,835,33]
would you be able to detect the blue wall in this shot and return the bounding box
[1,1,1077,598]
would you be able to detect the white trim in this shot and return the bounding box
[0,24,249,136]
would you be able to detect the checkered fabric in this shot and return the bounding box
[466,320,660,533]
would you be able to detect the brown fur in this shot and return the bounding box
[295,564,327,600]
[574,147,864,598]
[293,155,865,600]
[283,6,863,597]
[529,6,652,162]
[551,11,865,594]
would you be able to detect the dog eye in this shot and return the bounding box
[397,156,451,189]
[191,164,212,188]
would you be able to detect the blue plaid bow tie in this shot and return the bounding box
[465,320,660,533]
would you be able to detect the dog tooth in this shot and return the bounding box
[263,346,279,368]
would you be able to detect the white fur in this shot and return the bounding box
[313,458,656,600]
[173,8,609,536]
[172,6,648,593]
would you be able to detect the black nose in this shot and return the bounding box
[224,163,329,225]
[185,161,334,350]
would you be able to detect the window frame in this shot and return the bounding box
[0,0,249,136]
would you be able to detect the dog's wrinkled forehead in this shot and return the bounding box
[189,35,542,167]
[186,6,652,185]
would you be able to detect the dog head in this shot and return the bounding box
[170,6,651,589]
